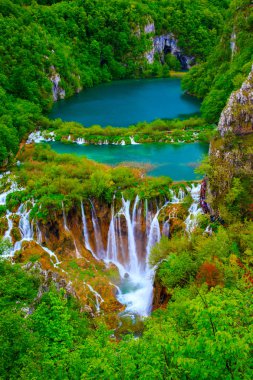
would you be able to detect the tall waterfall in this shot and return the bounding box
[185,184,202,233]
[81,201,98,260]
[121,197,139,276]
[90,200,104,258]
[0,176,201,317]
[81,196,176,316]
[4,211,13,240]
[146,209,161,258]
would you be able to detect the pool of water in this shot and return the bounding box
[50,78,201,127]
[47,141,208,180]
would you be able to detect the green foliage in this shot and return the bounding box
[158,251,199,290]
[182,0,253,122]
[0,205,6,217]
[49,116,213,145]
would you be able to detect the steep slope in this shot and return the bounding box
[206,65,253,221]
[182,0,253,122]
[218,64,253,136]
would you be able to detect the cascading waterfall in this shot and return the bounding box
[84,282,104,313]
[0,175,201,317]
[130,136,139,145]
[132,195,139,233]
[18,204,34,241]
[74,240,82,259]
[146,209,161,258]
[80,186,202,317]
[145,199,153,237]
[121,197,139,276]
[4,211,13,240]
[11,204,34,252]
[90,200,104,258]
[185,184,202,233]
[81,201,98,260]
[106,215,117,263]
[81,196,173,316]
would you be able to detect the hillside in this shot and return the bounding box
[0,1,253,379]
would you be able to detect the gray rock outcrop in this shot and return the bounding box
[218,65,253,137]
[144,22,193,69]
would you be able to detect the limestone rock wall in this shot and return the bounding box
[218,65,253,136]
[144,21,194,69]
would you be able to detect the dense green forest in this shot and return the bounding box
[182,0,253,121]
[0,0,253,379]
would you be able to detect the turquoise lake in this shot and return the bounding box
[48,142,208,180]
[50,78,201,127]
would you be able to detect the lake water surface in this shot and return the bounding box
[48,141,208,180]
[50,78,201,127]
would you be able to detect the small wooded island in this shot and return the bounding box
[0,1,252,379]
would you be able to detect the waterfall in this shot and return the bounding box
[39,245,60,267]
[0,180,19,205]
[132,194,140,241]
[145,199,152,237]
[171,187,185,203]
[84,282,104,313]
[106,205,116,263]
[117,214,126,261]
[76,138,86,145]
[4,211,13,240]
[18,204,33,241]
[132,195,139,225]
[146,209,161,258]
[74,240,82,259]
[106,215,127,279]
[0,191,10,206]
[109,281,122,296]
[121,197,139,276]
[62,201,69,232]
[81,201,98,260]
[130,136,139,145]
[89,200,104,258]
[185,184,202,233]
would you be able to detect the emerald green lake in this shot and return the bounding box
[50,78,201,127]
[48,142,208,180]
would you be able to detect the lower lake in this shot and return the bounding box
[47,141,208,180]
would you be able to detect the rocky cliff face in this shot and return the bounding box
[208,65,253,215]
[218,65,253,137]
[144,22,194,69]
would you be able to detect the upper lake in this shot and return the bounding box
[50,78,201,127]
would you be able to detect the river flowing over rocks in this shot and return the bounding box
[1,174,202,317]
